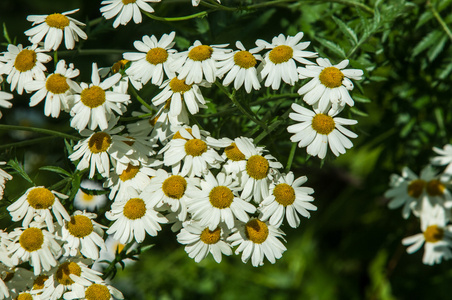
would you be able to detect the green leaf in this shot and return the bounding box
[80,186,109,196]
[2,23,12,44]
[427,34,448,62]
[7,159,34,185]
[332,16,358,45]
[415,11,433,29]
[315,37,346,58]
[350,106,369,117]
[353,95,372,103]
[39,166,71,177]
[412,30,442,58]
[438,60,452,79]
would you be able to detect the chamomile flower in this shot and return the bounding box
[228,218,286,267]
[297,58,364,112]
[0,44,51,95]
[25,9,87,51]
[172,40,230,84]
[64,282,124,300]
[432,144,452,175]
[287,103,358,159]
[100,0,160,28]
[74,180,108,211]
[92,236,138,271]
[256,32,317,90]
[7,186,70,233]
[177,221,232,263]
[217,41,263,93]
[68,63,130,132]
[7,225,61,275]
[106,189,167,244]
[0,162,12,200]
[25,59,79,118]
[260,172,316,228]
[0,89,13,119]
[123,32,177,86]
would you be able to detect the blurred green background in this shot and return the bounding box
[1,0,452,299]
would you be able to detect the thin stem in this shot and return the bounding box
[285,143,297,172]
[128,85,154,112]
[88,17,103,27]
[428,1,452,42]
[321,0,374,14]
[0,125,80,140]
[0,136,57,150]
[142,10,212,22]
[48,177,72,192]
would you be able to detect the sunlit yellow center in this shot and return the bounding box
[224,142,245,161]
[273,183,295,206]
[311,114,335,135]
[172,128,193,140]
[209,186,234,209]
[67,215,94,238]
[81,86,106,108]
[19,228,43,252]
[407,179,426,198]
[16,293,33,300]
[123,198,146,220]
[46,73,70,94]
[82,192,95,202]
[424,225,444,243]
[246,155,269,180]
[162,175,187,199]
[45,13,70,29]
[119,164,140,181]
[14,49,37,72]
[184,139,207,157]
[426,179,445,196]
[188,45,213,61]
[245,219,269,244]
[56,262,81,285]
[115,242,125,253]
[88,132,112,153]
[319,67,344,88]
[85,284,111,300]
[268,45,293,64]
[200,227,221,244]
[33,275,49,290]
[27,187,55,209]
[146,47,168,65]
[122,0,136,4]
[112,59,129,74]
[169,77,192,94]
[234,51,256,69]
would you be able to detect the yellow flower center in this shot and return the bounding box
[426,179,445,196]
[122,0,136,4]
[273,183,296,206]
[246,155,269,180]
[27,187,55,209]
[19,228,44,252]
[234,51,256,69]
[112,59,129,74]
[311,114,335,135]
[56,262,81,285]
[81,192,95,202]
[46,73,70,94]
[14,49,37,72]
[209,186,234,209]
[200,227,221,244]
[188,45,213,61]
[407,179,426,198]
[119,164,140,181]
[268,45,293,64]
[172,128,193,140]
[45,13,70,29]
[81,86,106,108]
[162,175,187,199]
[67,215,94,238]
[115,242,125,253]
[319,67,344,89]
[146,47,169,65]
[16,293,33,300]
[184,139,207,157]
[245,219,269,244]
[123,198,146,220]
[224,142,245,161]
[423,225,444,243]
[169,77,192,94]
[88,132,112,154]
[149,116,158,126]
[33,275,49,290]
[85,284,111,300]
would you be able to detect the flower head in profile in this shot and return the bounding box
[100,0,161,28]
[0,161,12,200]
[74,180,107,211]
[25,9,87,51]
[0,84,13,119]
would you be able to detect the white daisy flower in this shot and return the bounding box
[65,282,124,300]
[260,172,316,228]
[25,59,79,118]
[171,40,231,84]
[92,235,138,271]
[160,125,224,177]
[100,0,160,28]
[7,225,61,275]
[74,180,108,211]
[228,218,286,267]
[177,221,232,263]
[0,89,13,119]
[287,103,358,159]
[1,265,35,299]
[25,9,87,51]
[0,162,12,200]
[216,41,263,93]
[124,32,177,86]
[0,44,51,95]
[256,32,317,90]
[68,63,130,132]
[106,189,167,244]
[297,58,364,112]
[60,211,106,260]
[432,144,452,175]
[7,186,70,233]
[152,75,209,119]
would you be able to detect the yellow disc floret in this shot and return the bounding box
[67,215,94,238]
[56,262,81,285]
[209,186,234,209]
[172,128,193,140]
[112,59,129,74]
[19,228,44,252]
[119,164,140,181]
[162,175,187,199]
[426,179,445,196]
[146,48,169,65]
[246,155,269,180]
[123,198,146,220]
[81,86,106,108]
[32,275,49,290]
[169,77,192,94]
[122,0,136,4]
[88,132,112,154]
[273,183,296,206]
[184,139,207,157]
[14,49,37,72]
[85,284,111,300]
[424,225,444,243]
[311,114,335,135]
[268,45,293,64]
[407,179,426,198]
[27,187,55,209]
[46,73,70,94]
[200,227,221,244]
[234,51,257,69]
[245,219,269,244]
[16,293,33,300]
[319,67,344,89]
[45,13,70,29]
[224,143,245,161]
[188,45,213,61]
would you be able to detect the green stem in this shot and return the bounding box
[142,10,212,22]
[48,177,72,192]
[57,49,128,56]
[428,1,452,42]
[0,125,80,140]
[285,142,297,172]
[88,17,103,27]
[0,136,57,150]
[320,0,374,14]
[128,85,154,112]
